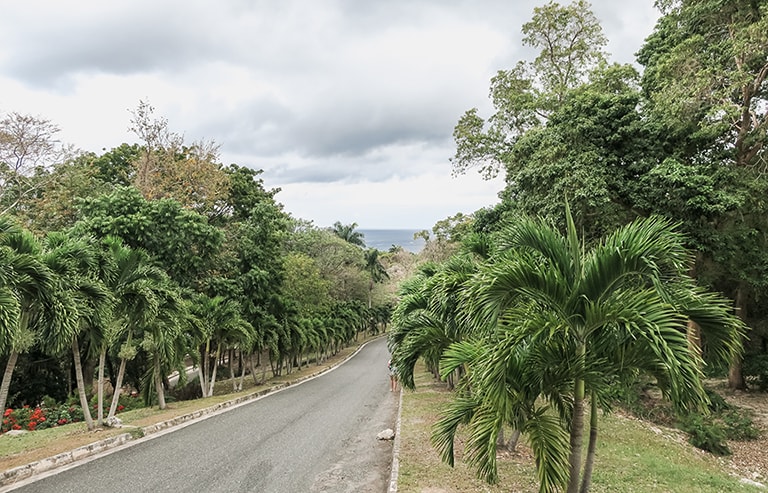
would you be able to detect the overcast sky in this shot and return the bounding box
[0,1,660,230]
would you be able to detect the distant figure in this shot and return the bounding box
[388,358,398,392]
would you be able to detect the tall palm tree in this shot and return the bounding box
[0,223,69,415]
[331,221,365,247]
[97,237,169,422]
[428,207,744,493]
[41,232,112,431]
[364,248,389,309]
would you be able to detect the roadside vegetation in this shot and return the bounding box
[389,0,768,492]
[397,362,767,493]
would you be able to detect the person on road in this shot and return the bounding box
[388,358,398,392]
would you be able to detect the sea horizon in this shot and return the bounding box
[358,229,426,254]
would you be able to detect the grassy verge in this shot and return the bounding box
[397,362,764,493]
[0,333,379,472]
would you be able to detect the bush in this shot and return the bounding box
[678,414,731,456]
[743,353,768,391]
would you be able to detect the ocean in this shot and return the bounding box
[358,229,426,253]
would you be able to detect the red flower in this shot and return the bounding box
[117,405,125,412]
[11,424,21,430]
[58,418,67,425]
[3,409,11,417]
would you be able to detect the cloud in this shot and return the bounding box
[0,0,661,228]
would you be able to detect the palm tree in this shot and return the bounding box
[428,207,744,493]
[331,221,365,247]
[191,293,252,397]
[98,237,169,422]
[41,232,112,431]
[364,248,389,309]
[0,223,70,415]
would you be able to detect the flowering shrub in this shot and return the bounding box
[0,401,128,434]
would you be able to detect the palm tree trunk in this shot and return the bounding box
[208,344,220,397]
[96,345,106,427]
[0,351,19,414]
[567,377,586,493]
[154,353,166,410]
[230,349,237,392]
[72,337,95,430]
[728,285,747,390]
[567,343,587,493]
[580,393,599,493]
[107,356,128,420]
[199,344,208,397]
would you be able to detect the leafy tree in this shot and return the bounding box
[637,0,768,388]
[419,207,743,493]
[288,223,368,303]
[282,252,332,316]
[13,153,113,235]
[74,186,223,290]
[450,0,607,180]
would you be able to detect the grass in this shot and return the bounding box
[0,333,379,473]
[397,361,765,493]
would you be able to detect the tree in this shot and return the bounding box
[128,100,230,216]
[637,0,768,389]
[0,222,72,415]
[74,186,224,290]
[96,237,172,422]
[0,112,66,215]
[190,293,252,397]
[423,207,743,493]
[331,221,365,247]
[363,248,389,309]
[450,0,608,180]
[40,232,112,431]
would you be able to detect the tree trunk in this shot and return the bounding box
[0,351,19,414]
[580,394,599,493]
[567,344,587,493]
[72,337,95,430]
[154,353,166,410]
[199,344,208,397]
[728,285,747,390]
[96,345,106,427]
[237,352,247,391]
[230,349,237,392]
[107,356,128,420]
[208,344,220,397]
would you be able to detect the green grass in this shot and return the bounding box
[397,363,764,493]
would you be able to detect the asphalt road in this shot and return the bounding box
[8,337,398,493]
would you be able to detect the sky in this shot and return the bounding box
[0,1,660,230]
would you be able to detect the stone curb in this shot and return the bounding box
[0,339,386,489]
[388,387,403,493]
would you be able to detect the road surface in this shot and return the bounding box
[6,337,398,493]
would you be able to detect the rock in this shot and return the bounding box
[4,430,27,437]
[739,478,766,489]
[105,416,123,428]
[377,428,395,440]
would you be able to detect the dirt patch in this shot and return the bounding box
[713,381,768,483]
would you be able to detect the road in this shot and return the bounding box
[7,337,398,493]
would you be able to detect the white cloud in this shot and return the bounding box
[0,0,660,229]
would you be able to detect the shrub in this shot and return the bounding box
[678,414,731,456]
[743,353,768,391]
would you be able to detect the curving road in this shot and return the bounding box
[6,337,398,493]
